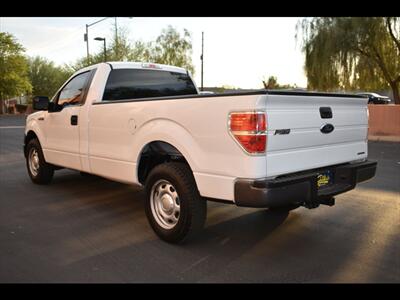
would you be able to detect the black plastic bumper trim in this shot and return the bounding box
[234,160,377,208]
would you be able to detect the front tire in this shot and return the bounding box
[144,162,207,244]
[26,138,54,184]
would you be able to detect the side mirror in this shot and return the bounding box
[32,96,49,111]
[47,102,57,112]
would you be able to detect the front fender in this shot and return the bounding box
[25,112,46,153]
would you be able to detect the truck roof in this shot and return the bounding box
[75,62,188,75]
[109,62,188,74]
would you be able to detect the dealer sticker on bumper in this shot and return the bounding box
[317,170,333,188]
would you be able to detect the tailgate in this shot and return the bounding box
[265,94,368,177]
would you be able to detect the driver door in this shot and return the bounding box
[42,71,91,170]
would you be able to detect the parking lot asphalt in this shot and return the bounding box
[0,115,399,283]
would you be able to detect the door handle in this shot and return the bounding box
[71,115,78,126]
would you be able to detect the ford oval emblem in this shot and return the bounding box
[320,123,334,134]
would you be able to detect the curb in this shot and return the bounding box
[368,135,400,143]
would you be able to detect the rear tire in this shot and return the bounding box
[80,171,96,177]
[144,162,207,244]
[26,138,54,184]
[268,204,300,212]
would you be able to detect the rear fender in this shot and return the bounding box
[133,118,201,180]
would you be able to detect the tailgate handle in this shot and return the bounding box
[320,107,332,119]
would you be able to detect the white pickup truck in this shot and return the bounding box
[24,62,377,243]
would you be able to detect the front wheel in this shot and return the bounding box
[26,138,54,184]
[144,162,207,244]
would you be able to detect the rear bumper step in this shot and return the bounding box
[234,160,377,209]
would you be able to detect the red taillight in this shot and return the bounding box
[234,135,266,153]
[229,112,267,154]
[229,113,266,131]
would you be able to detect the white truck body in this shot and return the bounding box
[24,62,377,242]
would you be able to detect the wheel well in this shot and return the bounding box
[137,141,190,184]
[24,131,39,157]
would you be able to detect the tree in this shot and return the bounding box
[108,26,132,61]
[127,40,154,62]
[262,75,297,89]
[152,26,195,75]
[263,76,278,89]
[27,56,73,99]
[66,26,132,72]
[68,25,196,76]
[0,32,32,113]
[297,17,400,104]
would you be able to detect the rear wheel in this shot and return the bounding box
[26,138,54,184]
[144,162,207,244]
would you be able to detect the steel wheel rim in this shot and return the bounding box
[150,179,180,229]
[28,148,40,177]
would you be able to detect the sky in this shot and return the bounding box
[0,17,308,89]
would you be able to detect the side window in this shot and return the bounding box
[57,72,90,106]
